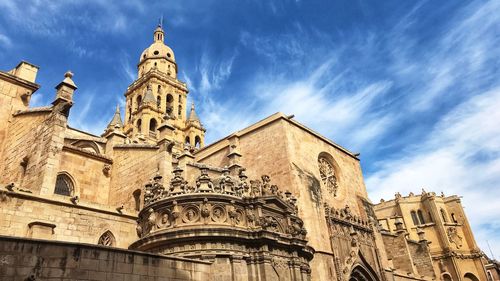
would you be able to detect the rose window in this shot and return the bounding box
[318,157,338,196]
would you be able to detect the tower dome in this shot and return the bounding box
[138,24,177,78]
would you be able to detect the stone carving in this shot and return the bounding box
[132,166,313,277]
[447,227,463,248]
[182,206,200,223]
[102,164,111,177]
[318,157,338,196]
[211,205,226,223]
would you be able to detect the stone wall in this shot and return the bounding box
[407,241,435,278]
[382,233,415,274]
[0,235,211,281]
[109,146,164,211]
[0,190,137,248]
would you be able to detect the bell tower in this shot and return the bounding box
[122,24,205,149]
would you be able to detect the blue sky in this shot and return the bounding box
[1,1,499,257]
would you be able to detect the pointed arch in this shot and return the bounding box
[417,210,425,224]
[54,172,75,196]
[411,210,419,225]
[348,251,380,281]
[98,230,116,247]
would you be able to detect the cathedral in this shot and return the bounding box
[0,24,495,281]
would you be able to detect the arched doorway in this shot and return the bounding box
[349,265,378,281]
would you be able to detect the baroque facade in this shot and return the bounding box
[0,24,494,281]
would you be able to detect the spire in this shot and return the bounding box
[188,102,200,122]
[107,105,123,129]
[143,84,156,104]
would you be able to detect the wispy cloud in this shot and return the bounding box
[366,87,500,256]
[0,32,11,48]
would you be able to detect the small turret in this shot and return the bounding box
[107,105,123,129]
[52,71,77,116]
[188,103,200,123]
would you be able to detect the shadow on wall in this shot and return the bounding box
[293,163,322,207]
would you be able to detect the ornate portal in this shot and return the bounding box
[130,166,314,280]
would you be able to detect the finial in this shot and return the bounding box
[115,104,120,112]
[191,102,195,110]
[64,71,73,79]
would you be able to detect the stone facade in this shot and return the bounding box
[0,24,494,281]
[374,191,488,281]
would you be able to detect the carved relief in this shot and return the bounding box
[447,227,463,248]
[211,205,227,223]
[182,206,200,223]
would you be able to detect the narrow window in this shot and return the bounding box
[133,189,141,211]
[178,105,182,117]
[98,231,115,247]
[137,95,142,109]
[451,213,458,223]
[149,119,157,132]
[440,209,448,223]
[195,136,201,148]
[411,211,419,225]
[428,212,433,223]
[137,119,142,133]
[157,95,161,108]
[185,136,191,146]
[54,173,74,196]
[417,210,425,224]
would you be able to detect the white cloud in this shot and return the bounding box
[0,33,12,48]
[366,87,500,257]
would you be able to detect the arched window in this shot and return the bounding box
[136,95,142,109]
[156,95,161,108]
[128,106,131,121]
[442,273,452,281]
[166,94,173,103]
[195,136,201,148]
[428,212,433,223]
[411,211,419,225]
[133,189,141,211]
[417,210,425,224]
[178,105,182,117]
[54,173,74,196]
[149,118,157,132]
[318,154,338,196]
[157,85,162,94]
[185,136,191,146]
[98,230,115,247]
[137,119,142,133]
[441,209,448,223]
[451,213,458,223]
[464,273,479,281]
